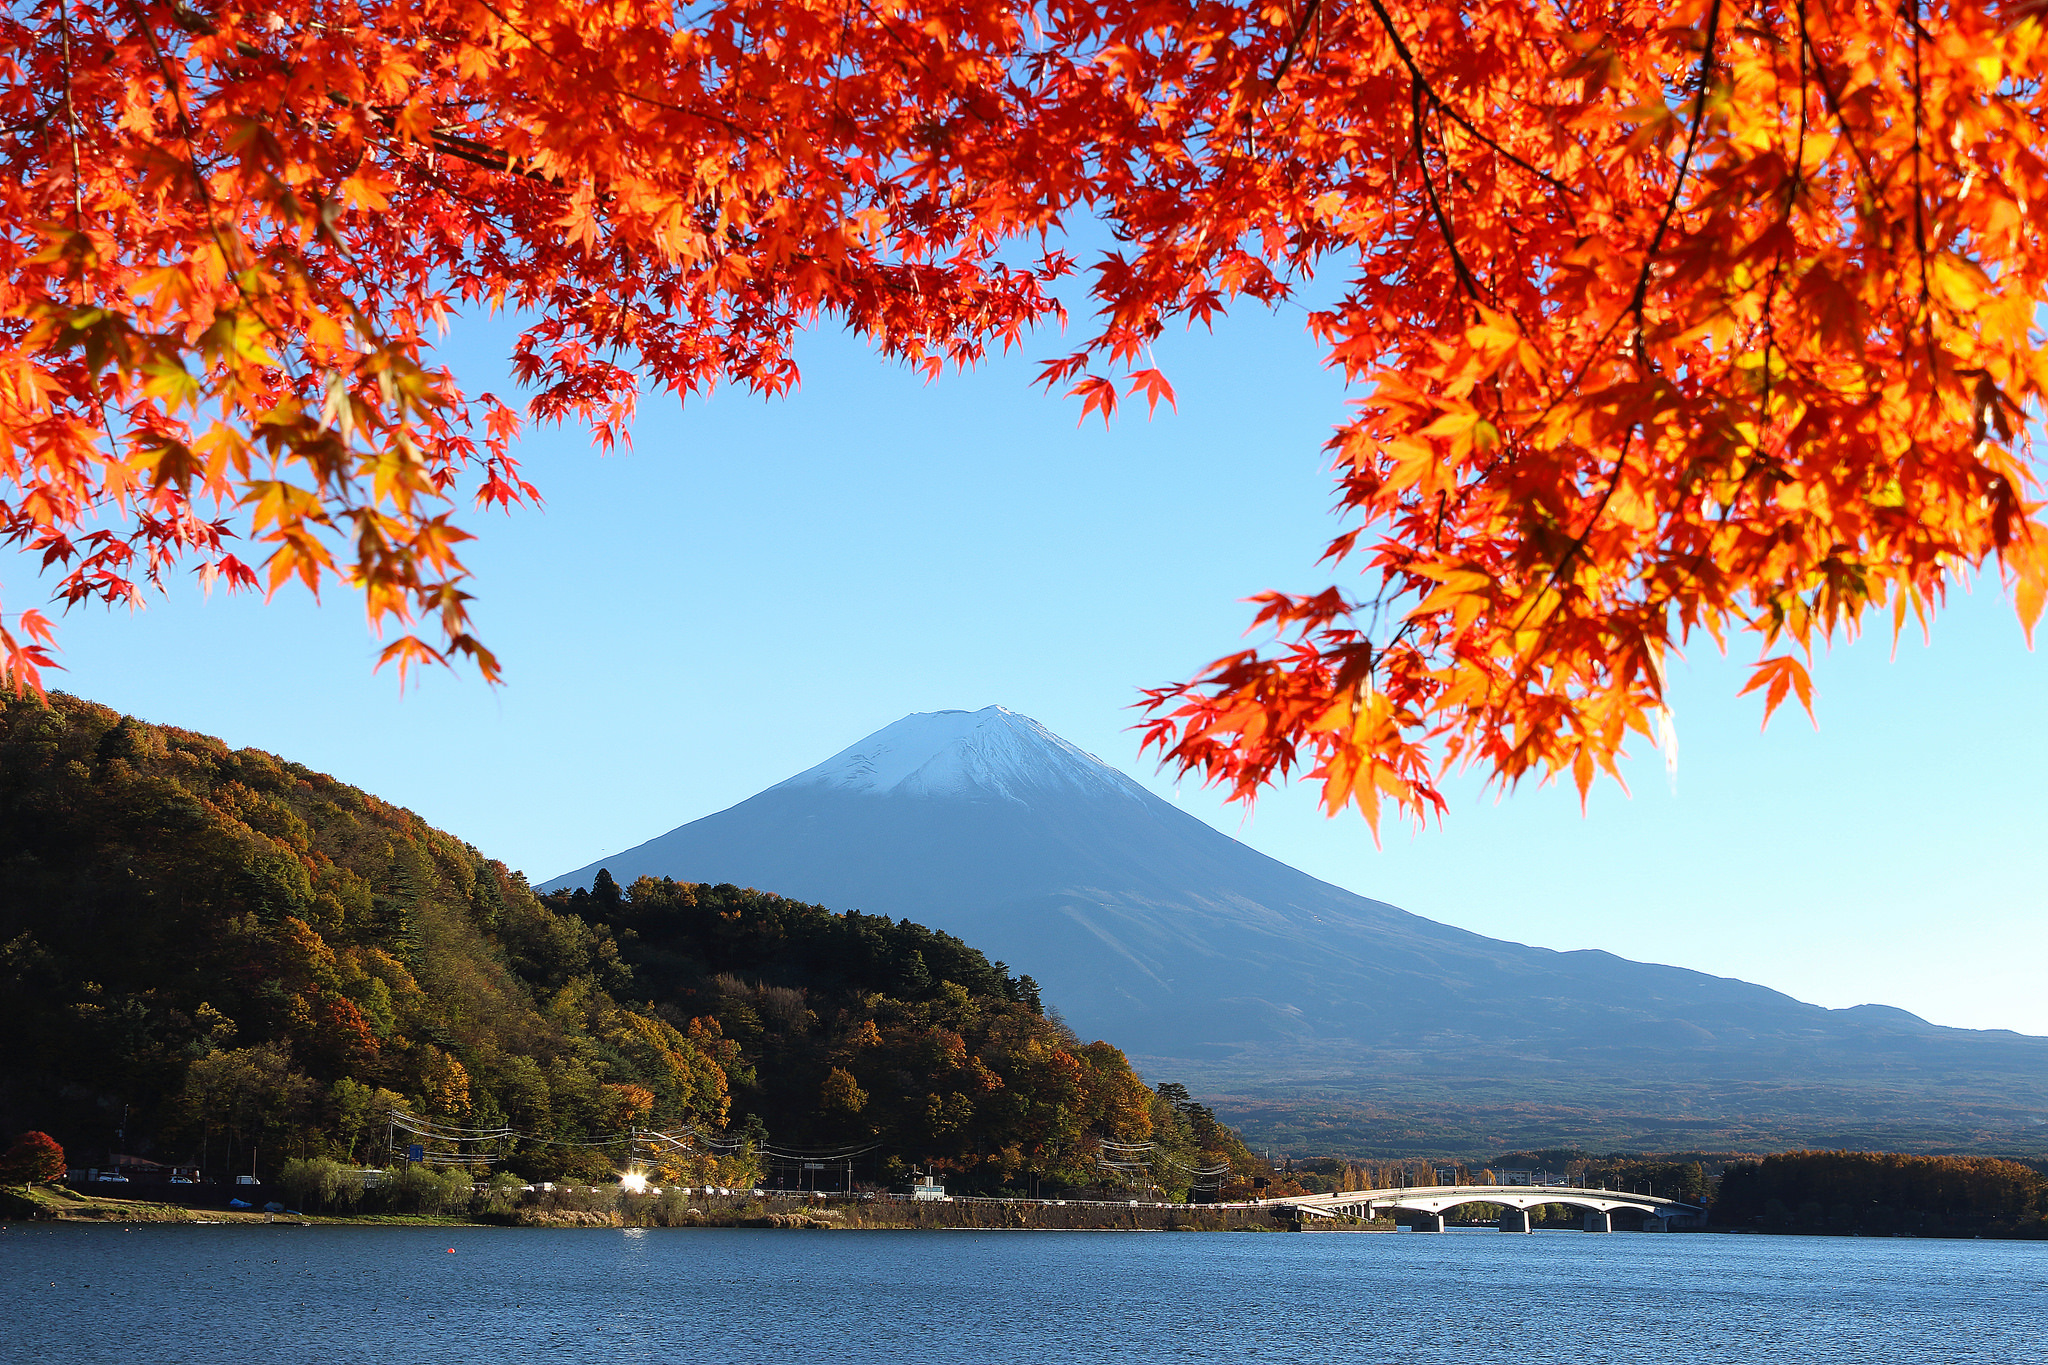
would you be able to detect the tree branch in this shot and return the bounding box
[1410,77,1484,306]
[1358,0,1574,197]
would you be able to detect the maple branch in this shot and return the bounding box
[469,0,751,140]
[1268,0,1326,89]
[115,0,311,412]
[1669,5,1814,544]
[428,130,528,178]
[1409,77,1484,307]
[119,3,219,225]
[349,102,564,186]
[1356,0,1573,198]
[1518,4,1728,451]
[53,1,85,253]
[1486,4,1731,697]
[1624,0,1722,361]
[1759,0,1817,431]
[1907,0,1936,373]
[1793,5,1882,195]
[50,0,129,459]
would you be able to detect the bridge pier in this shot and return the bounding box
[1408,1211,1445,1232]
[1498,1207,1531,1233]
[1582,1209,1611,1233]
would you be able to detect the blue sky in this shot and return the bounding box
[12,297,2045,1037]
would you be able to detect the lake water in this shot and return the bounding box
[3,1224,2044,1364]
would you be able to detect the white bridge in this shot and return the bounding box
[1258,1184,1707,1233]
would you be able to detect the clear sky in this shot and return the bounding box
[11,294,2044,1037]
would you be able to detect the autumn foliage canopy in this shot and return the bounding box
[1,1129,65,1184]
[1,0,2043,825]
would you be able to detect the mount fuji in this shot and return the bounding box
[546,706,2048,1153]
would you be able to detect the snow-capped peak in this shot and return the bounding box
[770,706,1148,804]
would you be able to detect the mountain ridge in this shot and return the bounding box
[548,706,2048,1154]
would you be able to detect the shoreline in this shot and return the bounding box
[2,1184,1298,1233]
[10,1187,2042,1239]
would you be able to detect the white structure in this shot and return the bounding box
[909,1173,948,1202]
[1274,1184,1706,1232]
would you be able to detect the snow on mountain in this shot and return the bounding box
[770,706,1148,804]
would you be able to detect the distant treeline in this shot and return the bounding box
[0,693,1257,1197]
[1715,1151,2048,1237]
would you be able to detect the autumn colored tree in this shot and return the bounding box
[820,1066,869,1115]
[3,0,2042,825]
[1130,0,2048,828]
[0,1130,65,1185]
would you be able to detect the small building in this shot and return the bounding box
[909,1173,947,1202]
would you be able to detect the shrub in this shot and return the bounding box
[476,1171,529,1215]
[276,1157,354,1212]
[550,1182,620,1214]
[641,1188,702,1226]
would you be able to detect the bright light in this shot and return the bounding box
[620,1170,649,1194]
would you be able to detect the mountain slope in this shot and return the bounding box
[549,706,2048,1155]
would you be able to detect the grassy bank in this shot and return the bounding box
[0,1184,477,1226]
[5,1182,1300,1231]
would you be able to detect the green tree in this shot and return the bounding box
[329,1079,407,1163]
[375,1164,472,1216]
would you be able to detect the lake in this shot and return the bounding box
[3,1225,2044,1364]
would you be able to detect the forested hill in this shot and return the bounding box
[554,705,2048,1157]
[0,693,1254,1195]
